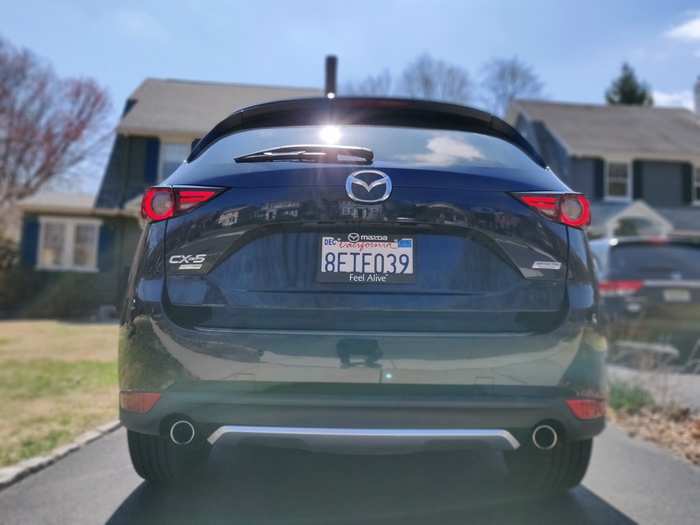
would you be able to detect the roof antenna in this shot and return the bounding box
[325,55,337,99]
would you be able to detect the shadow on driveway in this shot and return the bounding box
[107,442,636,524]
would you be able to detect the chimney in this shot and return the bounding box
[695,75,700,114]
[325,55,337,99]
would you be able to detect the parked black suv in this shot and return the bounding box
[120,97,606,493]
[591,236,700,365]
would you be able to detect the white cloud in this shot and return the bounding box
[666,14,700,41]
[653,90,694,110]
[410,136,485,166]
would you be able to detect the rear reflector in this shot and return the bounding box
[515,193,591,228]
[599,279,644,297]
[566,398,606,420]
[141,186,223,222]
[120,391,161,413]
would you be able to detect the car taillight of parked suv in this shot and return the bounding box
[119,97,606,494]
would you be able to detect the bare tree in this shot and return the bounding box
[481,57,544,116]
[0,37,111,210]
[400,53,473,104]
[343,69,392,96]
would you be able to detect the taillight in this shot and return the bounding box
[141,186,222,222]
[566,398,606,420]
[120,391,161,413]
[599,279,644,297]
[515,193,591,228]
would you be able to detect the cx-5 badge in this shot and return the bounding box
[346,170,392,203]
[169,253,207,270]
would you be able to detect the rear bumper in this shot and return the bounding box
[120,251,606,452]
[120,387,605,452]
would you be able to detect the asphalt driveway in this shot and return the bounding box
[0,425,698,524]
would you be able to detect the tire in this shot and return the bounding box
[127,429,210,484]
[505,438,592,494]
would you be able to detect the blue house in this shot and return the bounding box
[13,79,318,317]
[507,100,700,238]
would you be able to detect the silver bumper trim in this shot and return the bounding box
[207,425,520,450]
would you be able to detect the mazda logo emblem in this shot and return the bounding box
[348,233,360,242]
[345,170,392,203]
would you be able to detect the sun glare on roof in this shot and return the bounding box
[319,125,341,144]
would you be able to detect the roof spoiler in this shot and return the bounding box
[188,97,545,167]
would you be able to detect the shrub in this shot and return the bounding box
[0,267,38,317]
[0,237,19,271]
[609,381,655,414]
[0,267,119,319]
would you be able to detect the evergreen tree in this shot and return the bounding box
[605,63,653,106]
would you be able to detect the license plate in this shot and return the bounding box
[318,233,415,284]
[663,289,691,302]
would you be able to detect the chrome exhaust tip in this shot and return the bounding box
[532,424,558,450]
[169,420,196,446]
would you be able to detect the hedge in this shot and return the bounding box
[0,267,120,319]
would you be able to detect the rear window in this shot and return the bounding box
[197,125,540,170]
[609,243,700,279]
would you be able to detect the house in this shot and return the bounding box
[12,192,138,317]
[14,79,319,316]
[506,100,700,238]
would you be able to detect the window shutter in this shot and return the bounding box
[593,159,604,200]
[632,161,643,199]
[20,216,39,268]
[97,223,114,272]
[682,163,693,204]
[144,138,160,184]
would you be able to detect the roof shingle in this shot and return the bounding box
[117,78,321,136]
[508,100,700,162]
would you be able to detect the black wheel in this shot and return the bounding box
[505,438,592,494]
[127,429,210,484]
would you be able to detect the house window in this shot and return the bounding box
[159,143,190,181]
[694,167,700,204]
[606,162,631,200]
[37,218,101,272]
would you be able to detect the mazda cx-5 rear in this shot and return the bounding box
[119,97,606,493]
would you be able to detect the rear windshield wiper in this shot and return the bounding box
[235,144,373,164]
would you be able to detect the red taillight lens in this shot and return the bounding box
[515,193,591,228]
[141,187,175,221]
[566,398,606,420]
[518,195,559,219]
[141,187,221,222]
[176,189,219,211]
[560,195,590,227]
[599,279,644,297]
[120,391,161,413]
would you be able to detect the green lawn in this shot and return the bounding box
[0,321,118,467]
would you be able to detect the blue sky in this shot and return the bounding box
[3,0,700,189]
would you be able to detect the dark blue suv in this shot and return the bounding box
[119,97,606,493]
